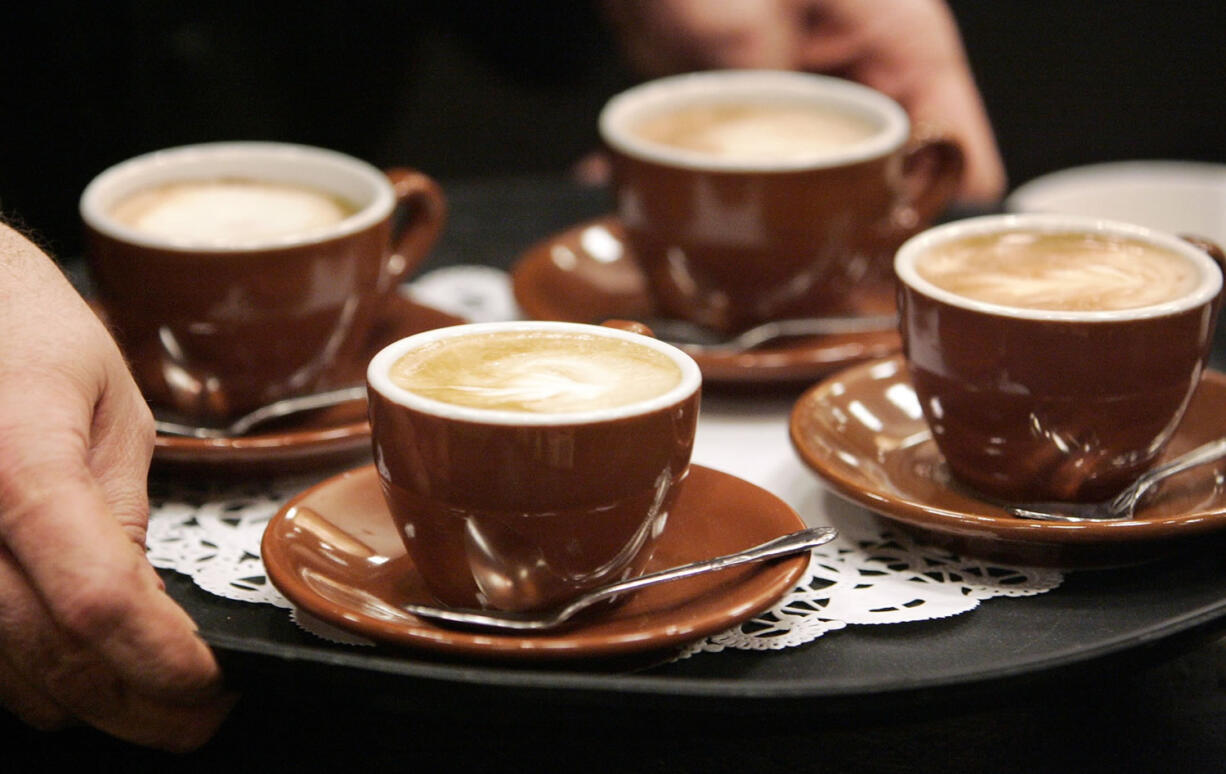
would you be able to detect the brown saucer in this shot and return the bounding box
[790,355,1226,568]
[260,464,809,659]
[511,216,901,384]
[152,294,463,473]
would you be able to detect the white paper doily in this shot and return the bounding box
[146,266,1063,655]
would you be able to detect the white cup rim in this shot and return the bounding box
[599,69,910,172]
[79,141,394,252]
[367,321,703,426]
[894,213,1223,322]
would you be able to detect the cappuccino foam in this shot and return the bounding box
[631,102,878,161]
[110,178,356,244]
[915,231,1200,312]
[389,331,683,413]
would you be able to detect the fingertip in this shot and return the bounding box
[86,684,239,753]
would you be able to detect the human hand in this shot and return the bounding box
[0,224,234,750]
[601,0,1006,204]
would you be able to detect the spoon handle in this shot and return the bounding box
[741,315,898,347]
[550,525,837,622]
[226,385,368,436]
[1112,437,1226,513]
[154,385,368,439]
[648,315,897,352]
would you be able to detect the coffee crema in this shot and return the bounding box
[914,231,1200,311]
[110,178,357,244]
[631,101,878,161]
[388,331,683,413]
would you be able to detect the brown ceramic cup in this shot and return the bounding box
[895,213,1225,503]
[366,320,702,611]
[82,141,446,421]
[599,69,964,334]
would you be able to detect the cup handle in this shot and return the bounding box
[1180,234,1226,313]
[382,168,447,293]
[888,126,965,234]
[600,319,656,338]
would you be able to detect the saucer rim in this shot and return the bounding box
[790,355,1226,546]
[511,214,901,384]
[1007,159,1226,211]
[260,463,809,659]
[154,413,369,452]
[1004,159,1226,254]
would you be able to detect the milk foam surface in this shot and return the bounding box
[111,179,355,244]
[389,331,683,413]
[632,102,878,161]
[916,231,1199,311]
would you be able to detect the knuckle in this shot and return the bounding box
[51,573,141,645]
[107,374,156,451]
[132,404,156,453]
[0,462,91,545]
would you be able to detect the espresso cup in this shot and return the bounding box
[599,69,964,333]
[82,141,446,421]
[895,213,1224,503]
[367,321,702,611]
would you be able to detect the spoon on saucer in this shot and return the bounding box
[644,315,898,352]
[153,385,368,439]
[402,525,837,632]
[1006,438,1226,522]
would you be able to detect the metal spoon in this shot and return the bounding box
[1006,438,1226,522]
[402,525,837,632]
[153,385,368,439]
[644,315,898,352]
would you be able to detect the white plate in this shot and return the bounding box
[1005,160,1226,245]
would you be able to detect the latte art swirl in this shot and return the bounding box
[915,231,1200,311]
[436,367,611,406]
[389,331,683,413]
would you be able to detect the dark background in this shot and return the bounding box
[1,2,1223,260]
